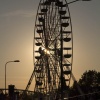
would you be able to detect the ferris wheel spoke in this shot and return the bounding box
[48,33,60,47]
[49,19,60,39]
[49,56,60,78]
[49,3,54,25]
[47,11,59,44]
[49,6,58,32]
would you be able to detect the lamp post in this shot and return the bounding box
[5,60,20,94]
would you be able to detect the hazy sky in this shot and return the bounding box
[0,0,100,91]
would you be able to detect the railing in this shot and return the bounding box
[0,88,34,100]
[0,88,100,100]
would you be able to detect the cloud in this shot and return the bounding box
[0,10,36,18]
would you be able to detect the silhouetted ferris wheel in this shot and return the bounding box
[33,0,73,99]
[23,0,92,99]
[24,0,73,99]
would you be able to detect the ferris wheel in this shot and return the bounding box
[33,0,73,99]
[23,0,92,99]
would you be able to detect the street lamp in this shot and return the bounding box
[5,60,20,94]
[68,0,91,4]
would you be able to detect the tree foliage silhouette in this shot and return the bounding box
[78,70,100,93]
[69,70,100,97]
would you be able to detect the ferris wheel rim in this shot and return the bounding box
[33,0,73,95]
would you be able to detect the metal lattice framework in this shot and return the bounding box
[25,0,73,99]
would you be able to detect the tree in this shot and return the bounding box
[69,70,100,99]
[78,70,100,93]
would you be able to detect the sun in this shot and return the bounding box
[41,47,50,55]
